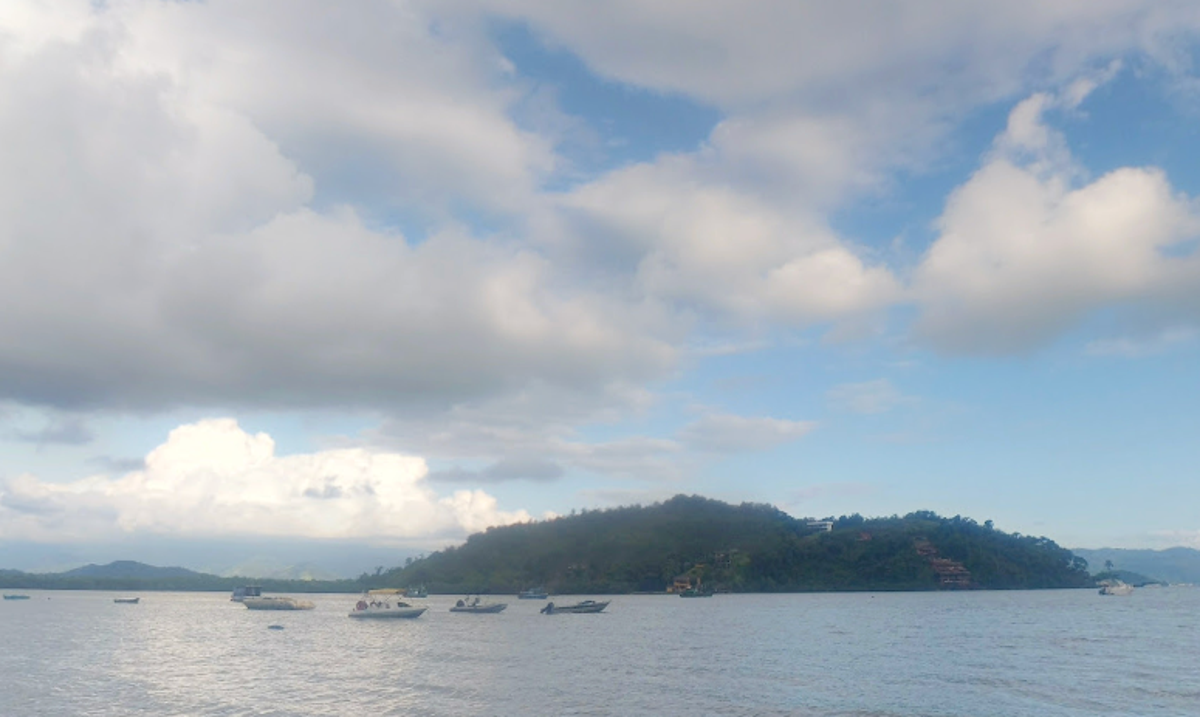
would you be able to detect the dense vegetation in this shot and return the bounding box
[0,561,363,593]
[376,495,1094,594]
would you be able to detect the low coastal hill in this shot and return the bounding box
[380,495,1093,594]
[0,561,361,593]
[1072,547,1200,585]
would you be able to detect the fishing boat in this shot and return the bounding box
[518,586,548,600]
[1099,581,1134,596]
[450,596,507,613]
[242,596,315,610]
[113,597,140,604]
[348,593,426,619]
[540,599,609,614]
[230,585,262,602]
[679,585,714,598]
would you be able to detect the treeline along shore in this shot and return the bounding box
[377,495,1094,594]
[2,496,1096,594]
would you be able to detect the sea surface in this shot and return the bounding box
[1,588,1197,716]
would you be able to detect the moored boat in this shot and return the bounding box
[405,585,428,598]
[540,599,609,614]
[3,594,31,600]
[243,596,315,610]
[113,597,140,604]
[450,596,507,613]
[1099,581,1134,596]
[348,593,426,619]
[230,585,263,602]
[518,587,548,600]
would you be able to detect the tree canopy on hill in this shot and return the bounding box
[375,495,1093,594]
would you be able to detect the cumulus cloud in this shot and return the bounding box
[0,1,677,412]
[0,419,530,542]
[913,87,1200,354]
[557,159,900,328]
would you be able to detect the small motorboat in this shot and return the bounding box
[348,594,426,619]
[230,585,263,602]
[113,597,140,604]
[243,596,315,610]
[450,596,507,613]
[540,599,609,614]
[518,587,548,600]
[3,594,31,600]
[405,585,428,598]
[1099,581,1134,596]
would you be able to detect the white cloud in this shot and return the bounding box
[557,159,901,328]
[0,1,676,412]
[0,419,530,542]
[678,412,816,453]
[475,0,1198,109]
[914,88,1200,354]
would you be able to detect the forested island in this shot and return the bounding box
[377,495,1094,593]
[2,496,1097,594]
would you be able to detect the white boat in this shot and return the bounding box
[243,596,315,610]
[348,593,426,619]
[230,585,262,602]
[1099,581,1134,596]
[450,596,507,613]
[518,587,548,600]
[540,599,609,614]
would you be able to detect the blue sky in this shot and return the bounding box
[1,1,1199,576]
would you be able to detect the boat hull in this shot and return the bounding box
[348,607,427,619]
[541,600,609,614]
[450,603,507,613]
[243,597,315,610]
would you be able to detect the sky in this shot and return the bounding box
[1,0,1199,576]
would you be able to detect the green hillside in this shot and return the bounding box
[377,495,1093,594]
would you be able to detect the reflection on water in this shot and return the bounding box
[1,588,1197,716]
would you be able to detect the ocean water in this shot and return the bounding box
[1,588,1196,716]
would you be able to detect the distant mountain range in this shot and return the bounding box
[61,560,202,579]
[1072,547,1200,585]
[0,560,362,593]
[0,538,412,579]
